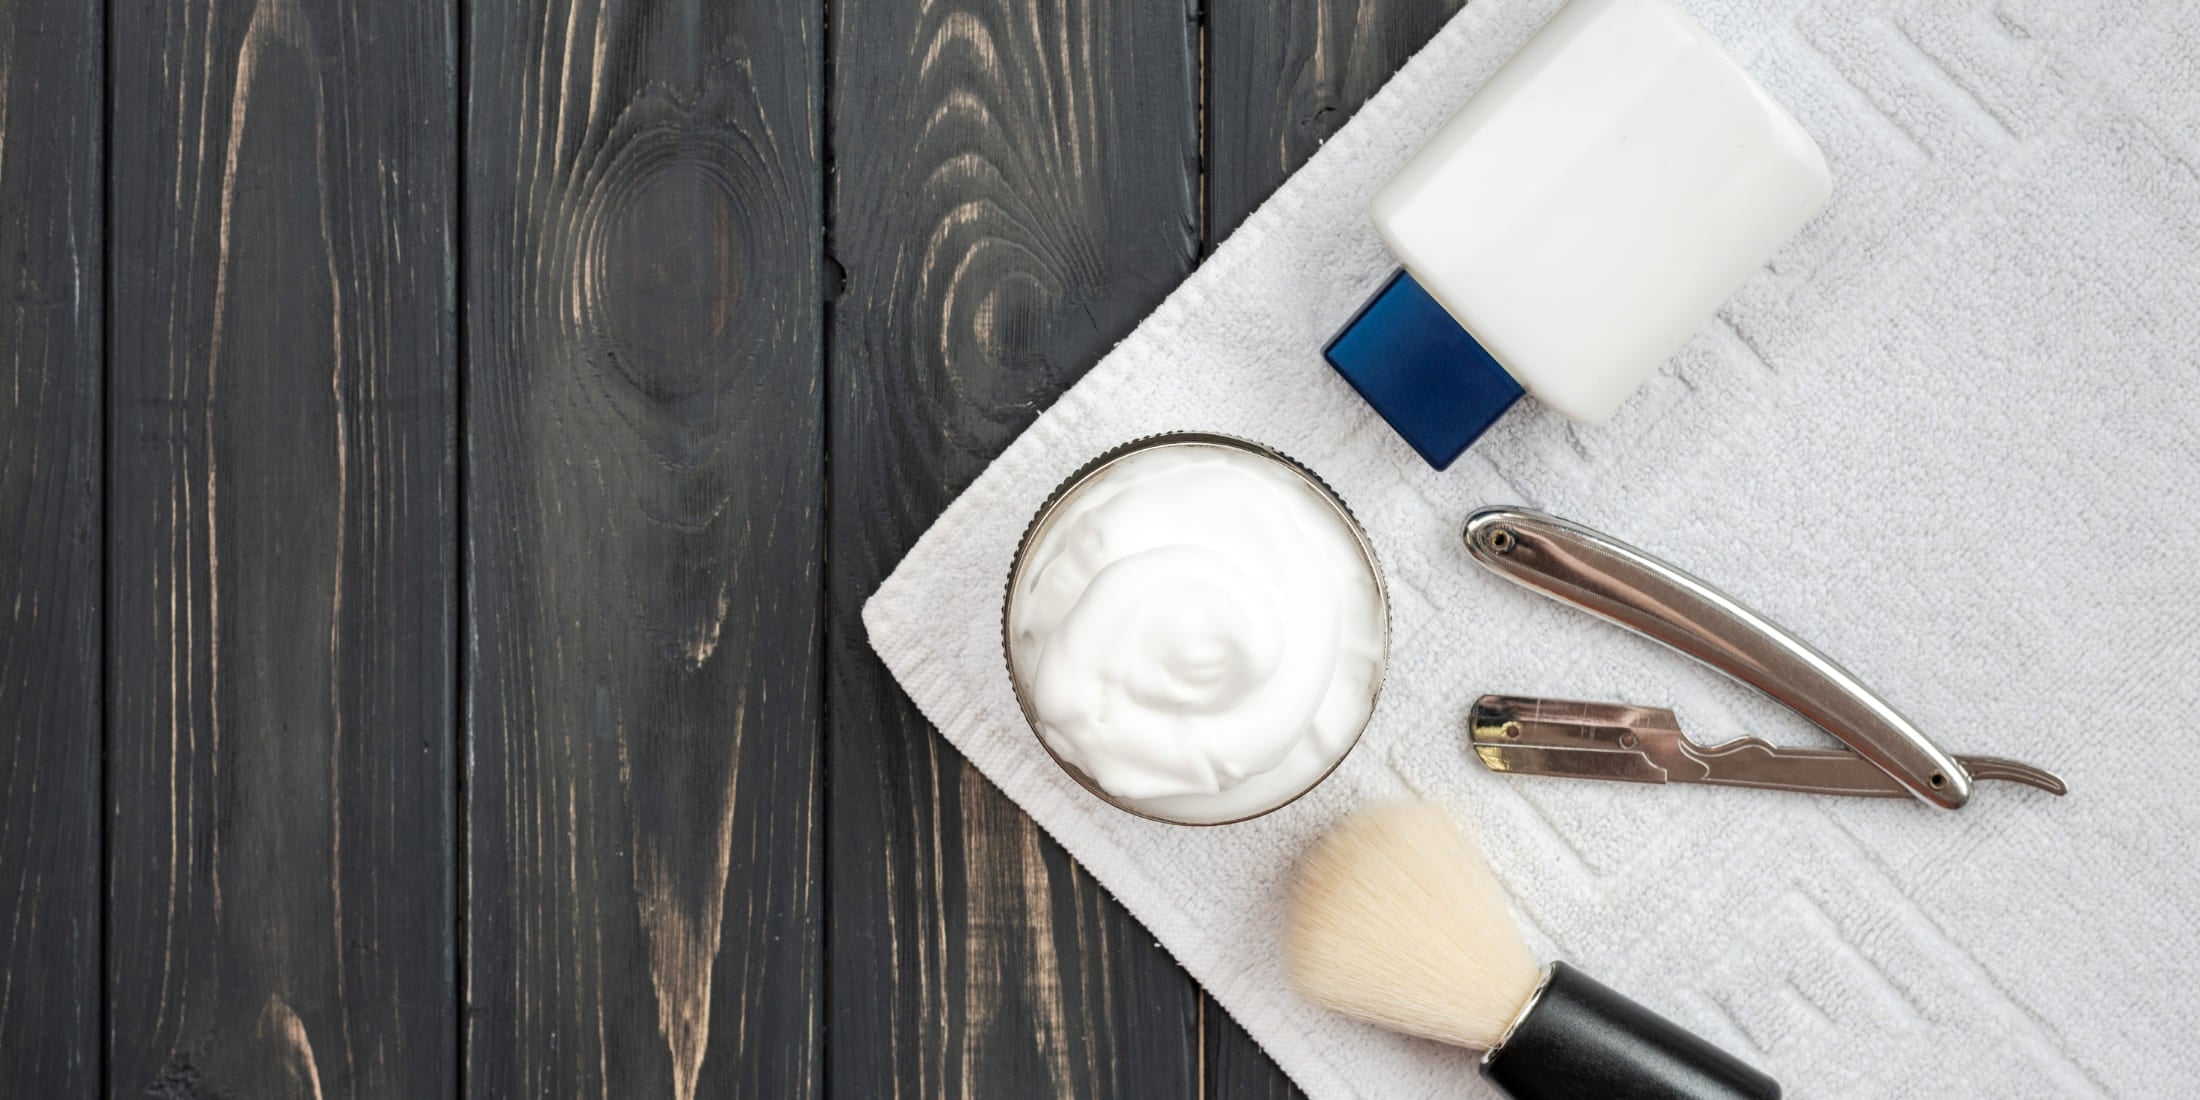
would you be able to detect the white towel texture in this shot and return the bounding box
[863,1,2200,1095]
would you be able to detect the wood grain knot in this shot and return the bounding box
[581,155,744,378]
[543,102,804,441]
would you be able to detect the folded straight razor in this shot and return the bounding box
[1461,508,2065,807]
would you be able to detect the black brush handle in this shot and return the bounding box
[1481,962,1780,1099]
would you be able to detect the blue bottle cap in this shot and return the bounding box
[1322,269,1524,470]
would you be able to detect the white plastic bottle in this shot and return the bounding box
[1325,0,1832,468]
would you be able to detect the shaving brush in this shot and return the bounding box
[1286,801,1779,1099]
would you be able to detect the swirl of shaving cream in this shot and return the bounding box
[1008,443,1386,824]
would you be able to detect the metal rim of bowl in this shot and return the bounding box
[1000,431,1392,826]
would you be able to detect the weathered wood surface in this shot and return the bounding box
[0,0,102,1092]
[824,0,1206,1094]
[462,0,825,1096]
[0,0,1462,1092]
[1206,0,1461,244]
[104,0,458,1094]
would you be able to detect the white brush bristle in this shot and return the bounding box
[1285,800,1542,1050]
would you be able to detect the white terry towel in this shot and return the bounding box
[863,0,2200,1095]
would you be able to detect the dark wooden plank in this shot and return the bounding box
[1205,0,1461,244]
[104,0,458,1093]
[824,0,1202,1094]
[1200,995,1308,1100]
[0,0,102,1091]
[461,2,823,1097]
[1199,1,1460,1092]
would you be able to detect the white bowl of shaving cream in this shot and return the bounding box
[1004,434,1389,825]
